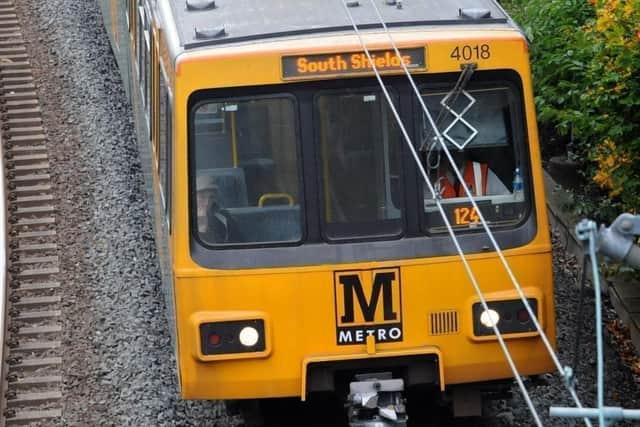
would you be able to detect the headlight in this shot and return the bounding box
[199,319,265,355]
[480,309,500,328]
[472,299,538,337]
[239,326,260,347]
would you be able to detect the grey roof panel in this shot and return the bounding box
[171,0,510,49]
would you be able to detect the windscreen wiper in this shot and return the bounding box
[420,62,477,152]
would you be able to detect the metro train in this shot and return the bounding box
[99,0,555,424]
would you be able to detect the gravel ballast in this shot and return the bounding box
[12,0,639,425]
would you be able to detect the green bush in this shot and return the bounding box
[503,0,640,219]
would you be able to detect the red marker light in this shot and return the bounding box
[208,333,222,346]
[517,309,530,323]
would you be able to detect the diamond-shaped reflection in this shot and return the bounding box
[440,90,478,150]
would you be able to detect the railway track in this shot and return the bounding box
[0,0,62,424]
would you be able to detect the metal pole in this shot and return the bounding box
[550,407,640,420]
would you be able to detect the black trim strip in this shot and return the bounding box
[190,216,536,269]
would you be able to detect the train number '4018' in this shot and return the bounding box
[454,207,480,225]
[450,44,491,61]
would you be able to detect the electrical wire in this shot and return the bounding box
[341,1,592,424]
[339,2,544,424]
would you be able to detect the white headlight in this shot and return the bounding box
[239,326,259,347]
[480,309,500,328]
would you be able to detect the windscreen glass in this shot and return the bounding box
[316,91,403,239]
[192,97,302,245]
[419,86,528,232]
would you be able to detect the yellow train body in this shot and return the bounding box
[100,0,555,405]
[172,33,554,399]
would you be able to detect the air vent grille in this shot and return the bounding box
[429,310,459,335]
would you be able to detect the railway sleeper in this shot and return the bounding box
[0,53,27,62]
[0,69,33,78]
[14,310,61,322]
[13,242,57,253]
[6,391,62,407]
[0,21,20,30]
[8,356,61,371]
[1,77,34,87]
[4,117,42,128]
[10,164,50,176]
[0,37,23,44]
[12,217,54,228]
[16,229,55,239]
[11,340,61,353]
[0,47,25,55]
[17,324,62,336]
[5,409,62,425]
[2,95,39,106]
[1,82,35,92]
[14,195,54,207]
[9,376,62,390]
[8,145,48,154]
[12,172,50,182]
[0,30,21,40]
[14,256,58,265]
[12,184,52,196]
[13,295,60,307]
[15,267,59,280]
[13,282,60,296]
[10,153,47,163]
[4,127,44,137]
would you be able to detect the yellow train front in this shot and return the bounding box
[101,0,556,422]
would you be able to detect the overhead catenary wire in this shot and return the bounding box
[361,2,593,425]
[341,1,592,425]
[338,2,543,425]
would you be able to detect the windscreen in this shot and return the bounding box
[420,86,527,232]
[189,72,532,253]
[191,97,302,245]
[315,90,403,240]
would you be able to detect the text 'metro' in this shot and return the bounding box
[333,267,403,345]
[282,48,426,79]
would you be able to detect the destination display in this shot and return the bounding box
[282,48,426,79]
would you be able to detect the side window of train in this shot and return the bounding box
[143,9,152,134]
[137,3,145,99]
[419,84,528,232]
[158,66,169,216]
[192,97,303,246]
[125,0,130,31]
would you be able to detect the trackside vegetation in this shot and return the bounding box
[502,0,640,220]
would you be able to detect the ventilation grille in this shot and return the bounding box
[429,310,459,335]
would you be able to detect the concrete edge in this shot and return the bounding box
[543,171,639,356]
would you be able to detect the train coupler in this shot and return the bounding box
[346,372,407,427]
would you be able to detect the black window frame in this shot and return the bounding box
[188,91,307,249]
[158,64,170,213]
[144,9,152,134]
[313,86,407,244]
[188,72,538,270]
[137,4,145,88]
[412,70,534,236]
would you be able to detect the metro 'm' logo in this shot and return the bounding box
[339,272,398,323]
[334,268,403,345]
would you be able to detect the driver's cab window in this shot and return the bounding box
[420,86,527,232]
[192,97,302,245]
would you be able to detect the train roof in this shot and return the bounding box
[170,0,515,50]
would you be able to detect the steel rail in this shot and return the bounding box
[0,109,7,426]
[0,1,63,424]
